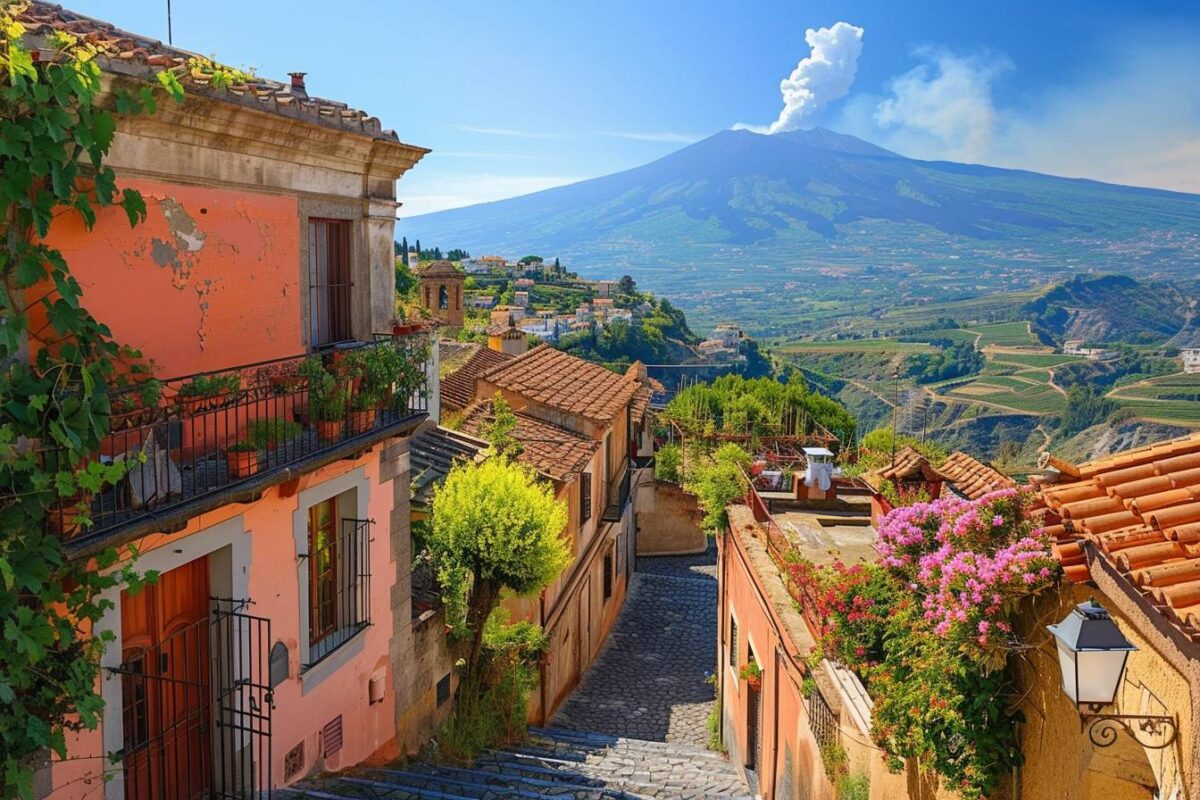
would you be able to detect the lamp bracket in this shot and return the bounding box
[1079,705,1178,750]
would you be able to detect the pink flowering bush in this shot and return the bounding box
[876,488,1056,668]
[789,488,1058,799]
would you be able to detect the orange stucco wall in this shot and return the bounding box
[719,521,834,800]
[44,447,400,797]
[43,177,302,377]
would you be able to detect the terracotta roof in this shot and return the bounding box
[409,425,488,506]
[459,403,599,484]
[440,345,512,412]
[478,344,641,423]
[938,452,1015,500]
[15,2,421,145]
[486,322,522,337]
[1039,432,1200,639]
[630,385,654,427]
[420,260,462,279]
[877,446,940,484]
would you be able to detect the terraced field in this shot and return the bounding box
[967,321,1040,347]
[1108,372,1200,426]
[989,352,1082,368]
[776,338,933,354]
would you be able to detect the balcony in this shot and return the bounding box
[601,461,632,523]
[48,335,430,556]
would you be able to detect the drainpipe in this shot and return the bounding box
[771,645,782,800]
[539,591,548,725]
[717,524,728,751]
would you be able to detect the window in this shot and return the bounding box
[603,548,614,601]
[305,493,371,666]
[729,616,739,669]
[438,285,449,309]
[580,471,592,525]
[308,218,352,347]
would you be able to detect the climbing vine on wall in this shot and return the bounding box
[0,4,249,793]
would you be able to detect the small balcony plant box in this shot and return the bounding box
[739,661,762,691]
[225,439,260,479]
[176,373,241,415]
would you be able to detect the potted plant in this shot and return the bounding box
[301,357,348,443]
[259,361,305,395]
[110,378,162,430]
[176,373,241,415]
[225,439,260,479]
[739,661,762,691]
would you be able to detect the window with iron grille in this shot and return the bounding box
[808,684,839,758]
[603,547,614,601]
[308,218,352,347]
[729,616,739,669]
[304,493,371,667]
[580,471,592,525]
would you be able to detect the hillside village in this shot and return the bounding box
[4,6,1200,800]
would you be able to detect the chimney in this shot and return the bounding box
[288,72,307,98]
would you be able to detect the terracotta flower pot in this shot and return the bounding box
[348,407,377,434]
[316,419,343,444]
[225,449,260,479]
[746,675,762,691]
[177,394,210,416]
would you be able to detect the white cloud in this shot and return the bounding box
[835,34,1200,194]
[594,130,707,143]
[745,22,864,134]
[452,124,562,139]
[873,49,1010,162]
[397,173,581,217]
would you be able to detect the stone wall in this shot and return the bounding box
[637,481,707,556]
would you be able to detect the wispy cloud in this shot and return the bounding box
[397,173,581,217]
[453,124,562,139]
[594,130,706,144]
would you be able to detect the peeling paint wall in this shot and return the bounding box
[45,178,302,376]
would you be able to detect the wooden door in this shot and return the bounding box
[120,557,211,800]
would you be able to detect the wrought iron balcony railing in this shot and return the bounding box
[601,461,632,523]
[48,335,430,555]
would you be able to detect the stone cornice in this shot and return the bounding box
[100,74,429,182]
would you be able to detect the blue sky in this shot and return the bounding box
[71,1,1200,216]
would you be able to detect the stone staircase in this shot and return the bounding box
[281,726,751,800]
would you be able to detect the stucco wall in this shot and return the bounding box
[1015,582,1196,800]
[44,178,302,377]
[42,443,409,798]
[637,481,707,556]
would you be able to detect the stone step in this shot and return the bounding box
[361,765,644,800]
[529,726,732,762]
[277,780,476,799]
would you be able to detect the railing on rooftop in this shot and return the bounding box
[47,334,430,551]
[744,481,825,638]
[601,461,632,523]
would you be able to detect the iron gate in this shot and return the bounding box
[110,604,273,799]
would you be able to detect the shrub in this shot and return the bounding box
[655,443,682,483]
[684,443,750,531]
[837,773,870,800]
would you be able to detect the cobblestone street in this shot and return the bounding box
[553,542,718,746]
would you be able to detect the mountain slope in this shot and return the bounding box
[1025,274,1192,344]
[403,128,1200,334]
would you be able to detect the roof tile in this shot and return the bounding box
[1041,431,1200,639]
[478,344,642,423]
[458,402,599,484]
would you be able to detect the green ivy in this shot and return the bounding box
[0,8,185,796]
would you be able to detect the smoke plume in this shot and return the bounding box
[767,22,864,134]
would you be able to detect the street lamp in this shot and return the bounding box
[1047,600,1177,749]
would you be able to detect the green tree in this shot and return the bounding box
[429,459,569,699]
[480,393,522,457]
[684,443,751,531]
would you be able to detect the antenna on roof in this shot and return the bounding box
[166,0,173,45]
